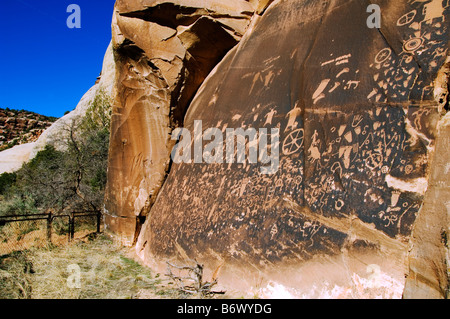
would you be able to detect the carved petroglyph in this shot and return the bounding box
[283,197,408,253]
[133,1,449,286]
[397,10,417,26]
[264,108,277,126]
[321,54,352,67]
[369,0,449,103]
[282,129,304,155]
[285,105,302,132]
[313,54,360,104]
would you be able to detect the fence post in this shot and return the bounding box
[96,211,101,233]
[47,212,52,244]
[67,215,72,243]
[70,213,75,241]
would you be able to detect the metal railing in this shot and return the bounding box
[0,211,102,255]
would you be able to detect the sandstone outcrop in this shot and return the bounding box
[105,0,450,298]
[0,142,37,174]
[0,109,56,153]
[104,0,271,245]
[0,109,56,174]
[404,112,450,299]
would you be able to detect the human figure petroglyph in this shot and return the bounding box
[308,130,321,163]
[285,105,302,132]
[249,69,278,96]
[411,108,428,130]
[264,108,277,126]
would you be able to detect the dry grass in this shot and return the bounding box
[0,251,33,299]
[0,226,93,256]
[0,220,96,256]
[0,234,190,299]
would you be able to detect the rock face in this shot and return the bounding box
[404,112,450,299]
[0,143,37,174]
[104,0,272,245]
[0,109,56,153]
[0,108,56,173]
[106,0,449,298]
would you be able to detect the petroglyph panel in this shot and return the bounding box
[134,0,449,293]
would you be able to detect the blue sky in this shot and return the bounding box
[0,0,116,118]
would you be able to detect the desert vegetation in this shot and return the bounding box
[0,90,111,218]
[0,91,221,299]
[0,90,111,254]
[0,234,186,299]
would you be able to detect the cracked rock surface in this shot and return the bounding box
[104,0,269,245]
[106,0,449,298]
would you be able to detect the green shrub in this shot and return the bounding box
[2,93,111,218]
[0,193,39,217]
[0,172,17,195]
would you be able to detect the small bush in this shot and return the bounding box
[0,172,17,195]
[0,193,39,217]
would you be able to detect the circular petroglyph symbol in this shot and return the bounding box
[403,37,424,53]
[375,48,392,64]
[335,199,345,211]
[397,10,417,26]
[405,164,414,174]
[381,165,389,174]
[282,128,304,155]
[401,54,414,64]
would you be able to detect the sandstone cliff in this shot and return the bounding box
[105,0,450,298]
[104,0,274,244]
[0,109,56,152]
[0,109,56,174]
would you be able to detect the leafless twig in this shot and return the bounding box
[166,260,225,296]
